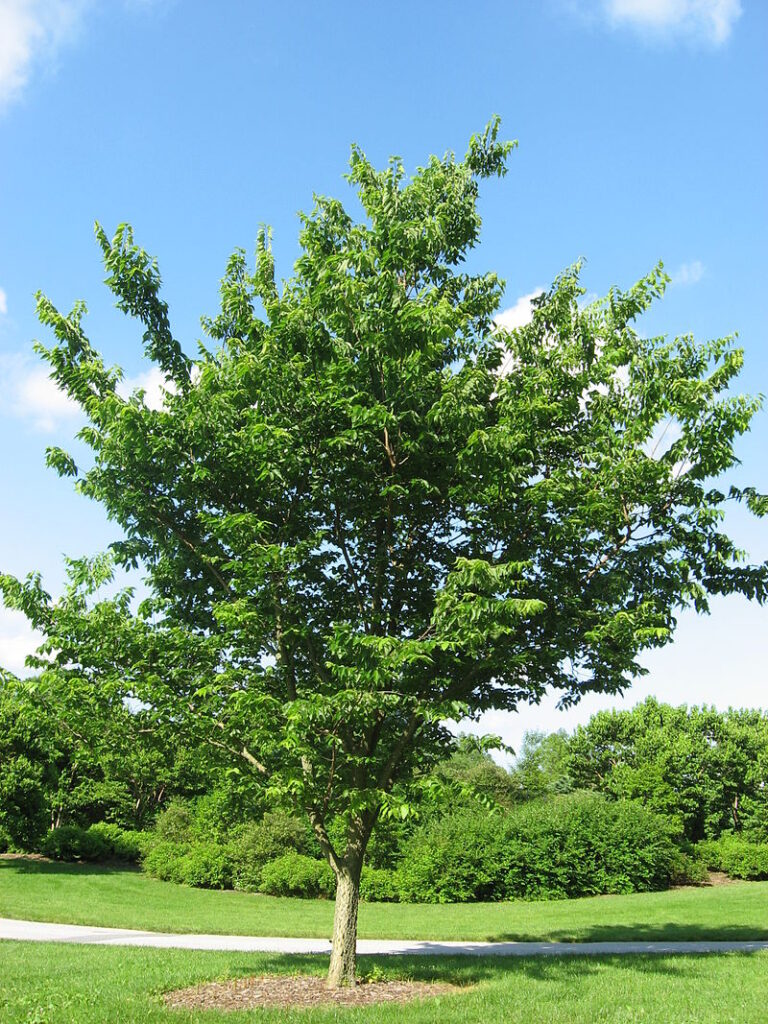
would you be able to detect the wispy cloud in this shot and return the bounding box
[0,0,92,111]
[0,287,7,315]
[495,289,544,333]
[0,0,162,112]
[574,0,742,46]
[0,605,41,677]
[670,259,705,286]
[494,289,544,377]
[2,353,83,431]
[0,352,184,431]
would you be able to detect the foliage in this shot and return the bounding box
[397,807,506,903]
[141,840,190,884]
[397,793,693,903]
[259,852,336,898]
[359,866,401,902]
[229,812,315,891]
[569,699,768,841]
[174,843,233,889]
[0,677,59,849]
[86,823,146,862]
[40,824,108,861]
[2,118,766,981]
[38,823,146,862]
[698,836,768,880]
[509,730,573,800]
[153,802,194,844]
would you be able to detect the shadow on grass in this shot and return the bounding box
[485,922,768,942]
[0,856,139,876]
[189,949,766,991]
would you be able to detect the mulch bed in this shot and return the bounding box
[163,974,464,1011]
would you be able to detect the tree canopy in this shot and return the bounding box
[2,117,766,984]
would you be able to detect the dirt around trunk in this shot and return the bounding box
[163,974,465,1011]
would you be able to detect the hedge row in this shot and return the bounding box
[39,822,147,862]
[139,792,705,901]
[397,792,705,902]
[697,835,768,880]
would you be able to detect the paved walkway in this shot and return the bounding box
[2,918,767,957]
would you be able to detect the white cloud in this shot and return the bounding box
[0,606,41,677]
[670,260,705,286]
[0,0,93,111]
[0,353,82,431]
[495,289,543,333]
[600,0,742,45]
[1,352,196,431]
[494,289,544,377]
[118,365,175,411]
[0,287,7,315]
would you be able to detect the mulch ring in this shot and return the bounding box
[164,974,465,1011]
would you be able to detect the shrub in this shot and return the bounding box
[499,794,683,900]
[360,866,400,902]
[153,802,194,844]
[141,840,191,883]
[229,813,313,892]
[260,853,335,898]
[397,793,685,903]
[41,824,108,862]
[175,843,233,889]
[397,809,507,902]
[697,836,768,880]
[85,823,147,862]
[142,839,233,888]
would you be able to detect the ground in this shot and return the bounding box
[2,858,767,942]
[2,942,767,1023]
[3,859,768,1022]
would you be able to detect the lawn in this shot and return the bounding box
[1,941,767,1023]
[1,858,767,942]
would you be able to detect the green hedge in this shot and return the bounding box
[39,823,148,863]
[697,835,768,880]
[360,866,400,902]
[229,813,314,892]
[260,852,335,898]
[397,792,696,902]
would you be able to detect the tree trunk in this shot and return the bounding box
[327,864,362,987]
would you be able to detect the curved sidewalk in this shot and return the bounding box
[2,918,768,957]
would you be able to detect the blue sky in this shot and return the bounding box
[0,0,765,756]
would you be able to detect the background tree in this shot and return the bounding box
[1,118,766,985]
[509,730,573,801]
[569,699,768,841]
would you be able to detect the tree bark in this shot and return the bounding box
[327,863,362,987]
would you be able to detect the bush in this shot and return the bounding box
[499,794,684,900]
[260,853,335,898]
[397,793,686,903]
[398,808,506,902]
[229,813,313,892]
[153,802,194,844]
[360,866,400,902]
[142,839,233,888]
[697,836,768,880]
[41,824,108,862]
[85,823,147,862]
[176,843,233,889]
[141,840,190,883]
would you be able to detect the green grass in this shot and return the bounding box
[2,858,767,942]
[1,941,767,1023]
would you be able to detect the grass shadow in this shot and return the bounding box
[0,856,139,877]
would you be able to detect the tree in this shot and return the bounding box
[510,730,573,800]
[569,698,768,841]
[1,118,766,985]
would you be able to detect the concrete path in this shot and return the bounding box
[2,918,768,957]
